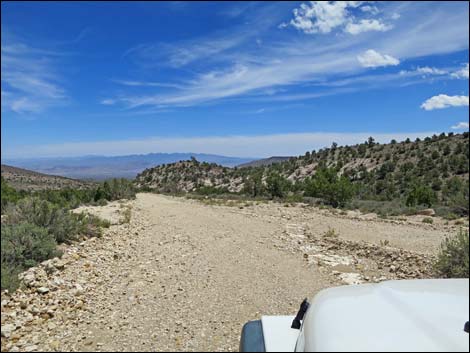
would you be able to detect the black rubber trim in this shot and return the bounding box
[240,320,266,352]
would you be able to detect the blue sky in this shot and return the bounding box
[1,1,469,159]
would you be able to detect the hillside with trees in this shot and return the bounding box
[136,132,469,218]
[1,165,94,191]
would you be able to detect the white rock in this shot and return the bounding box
[1,323,15,338]
[22,273,36,287]
[37,287,49,294]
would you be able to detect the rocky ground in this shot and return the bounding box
[1,193,462,352]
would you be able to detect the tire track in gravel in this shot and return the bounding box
[67,193,332,352]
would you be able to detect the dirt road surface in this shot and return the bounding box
[1,193,458,352]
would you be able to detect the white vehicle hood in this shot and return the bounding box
[295,279,469,352]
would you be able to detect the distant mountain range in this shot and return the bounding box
[1,153,256,180]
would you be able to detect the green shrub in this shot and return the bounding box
[1,223,60,291]
[406,184,436,207]
[304,168,355,207]
[95,198,108,206]
[5,197,108,243]
[1,223,58,267]
[195,185,228,195]
[422,217,434,224]
[266,172,290,199]
[94,178,136,202]
[284,194,303,203]
[33,188,96,209]
[443,212,459,221]
[5,198,82,243]
[1,177,23,213]
[434,228,469,278]
[1,264,21,292]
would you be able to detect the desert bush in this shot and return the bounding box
[1,223,60,291]
[443,212,459,221]
[1,177,24,213]
[323,227,338,238]
[94,178,136,202]
[195,185,229,195]
[119,205,132,224]
[284,194,304,203]
[5,198,82,243]
[5,197,108,243]
[33,188,96,209]
[434,228,469,278]
[422,217,434,224]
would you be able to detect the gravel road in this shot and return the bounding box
[2,193,459,352]
[62,194,332,352]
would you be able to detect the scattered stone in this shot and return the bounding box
[1,324,15,338]
[36,287,50,294]
[22,273,36,287]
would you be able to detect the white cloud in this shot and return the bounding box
[345,19,392,35]
[451,122,469,130]
[4,131,437,159]
[357,49,400,68]
[451,63,469,79]
[360,5,379,15]
[289,1,360,34]
[421,94,469,111]
[391,13,400,20]
[399,66,448,76]
[286,1,392,35]
[416,66,447,75]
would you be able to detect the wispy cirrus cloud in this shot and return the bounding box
[1,31,67,114]
[112,79,185,90]
[123,36,247,69]
[122,3,288,69]
[104,2,468,110]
